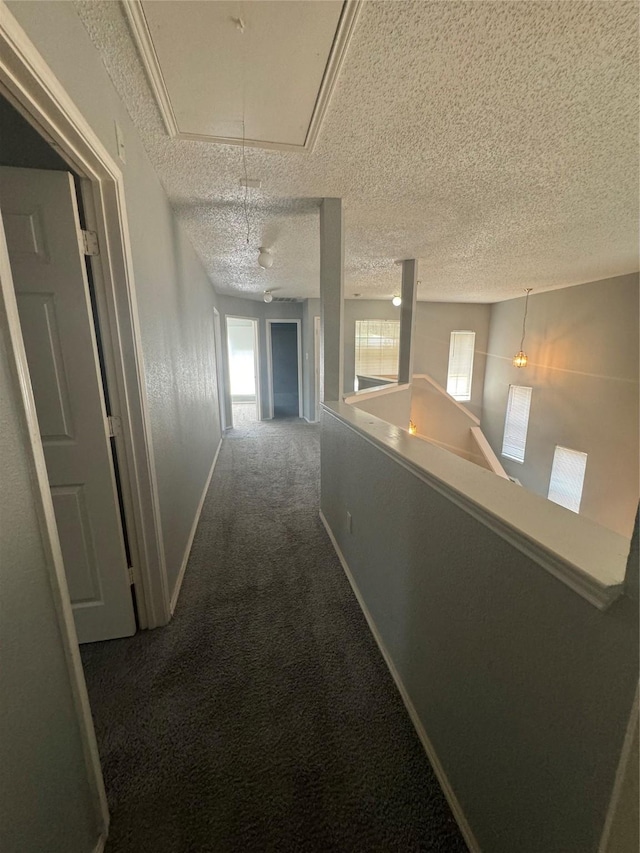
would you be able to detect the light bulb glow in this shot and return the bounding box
[392,296,402,307]
[513,351,528,368]
[408,420,417,435]
[258,247,273,269]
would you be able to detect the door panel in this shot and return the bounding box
[15,291,74,438]
[0,166,136,642]
[270,322,300,418]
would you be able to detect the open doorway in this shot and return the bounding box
[266,319,303,419]
[0,97,136,644]
[226,316,260,427]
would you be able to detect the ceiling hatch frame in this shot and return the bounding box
[123,0,363,153]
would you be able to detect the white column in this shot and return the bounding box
[397,258,418,384]
[319,198,344,403]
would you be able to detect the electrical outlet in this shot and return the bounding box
[346,511,353,534]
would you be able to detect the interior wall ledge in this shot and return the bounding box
[321,402,629,611]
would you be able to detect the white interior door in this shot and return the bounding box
[0,166,136,643]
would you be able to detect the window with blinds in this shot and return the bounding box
[548,446,587,513]
[354,320,400,379]
[446,331,476,401]
[501,385,532,462]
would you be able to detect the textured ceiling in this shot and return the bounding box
[74,0,639,303]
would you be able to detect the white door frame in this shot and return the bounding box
[0,4,170,839]
[314,315,321,422]
[266,318,303,420]
[0,3,168,630]
[213,308,227,431]
[225,315,261,425]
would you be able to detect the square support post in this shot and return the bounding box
[319,198,344,402]
[397,258,418,384]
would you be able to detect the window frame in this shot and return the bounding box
[548,445,588,513]
[354,319,401,383]
[446,330,476,402]
[501,385,533,463]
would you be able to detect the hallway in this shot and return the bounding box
[81,419,466,852]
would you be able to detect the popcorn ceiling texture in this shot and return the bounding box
[74,0,638,302]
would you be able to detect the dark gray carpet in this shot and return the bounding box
[81,417,467,852]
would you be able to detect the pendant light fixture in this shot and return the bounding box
[263,290,273,303]
[258,247,273,269]
[392,295,402,307]
[513,288,533,368]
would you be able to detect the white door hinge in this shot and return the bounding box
[107,415,122,437]
[128,567,134,585]
[81,229,99,256]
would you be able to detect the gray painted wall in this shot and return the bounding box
[413,302,491,419]
[321,410,638,853]
[0,319,96,851]
[481,274,639,538]
[6,0,224,599]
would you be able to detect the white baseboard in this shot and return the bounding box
[170,438,223,614]
[319,510,482,853]
[93,835,106,853]
[303,416,318,424]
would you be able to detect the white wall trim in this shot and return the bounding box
[319,510,482,853]
[344,382,411,404]
[266,318,303,419]
[121,0,179,138]
[0,1,170,629]
[323,403,628,610]
[303,416,318,424]
[123,0,363,153]
[469,426,510,479]
[92,835,107,853]
[413,373,481,426]
[598,685,639,853]
[170,437,223,614]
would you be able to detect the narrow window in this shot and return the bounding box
[446,331,476,401]
[354,320,400,382]
[548,446,587,513]
[501,385,532,463]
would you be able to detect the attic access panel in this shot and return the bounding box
[126,0,361,151]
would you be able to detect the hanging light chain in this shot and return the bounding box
[519,288,532,351]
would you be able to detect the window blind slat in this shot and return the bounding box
[446,331,475,401]
[548,446,587,513]
[501,385,532,462]
[355,320,400,379]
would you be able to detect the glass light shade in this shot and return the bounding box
[263,291,273,303]
[392,296,402,307]
[513,351,528,368]
[258,247,273,269]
